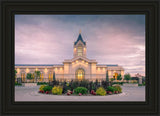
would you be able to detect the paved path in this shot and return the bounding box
[15,86,145,101]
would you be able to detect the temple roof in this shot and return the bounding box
[15,64,118,67]
[74,33,86,45]
[97,64,118,66]
[15,64,63,66]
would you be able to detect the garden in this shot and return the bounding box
[38,80,122,96]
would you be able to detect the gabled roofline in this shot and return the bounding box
[63,56,97,63]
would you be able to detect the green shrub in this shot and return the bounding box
[80,80,89,88]
[96,87,106,96]
[117,74,122,80]
[112,82,123,85]
[37,82,48,85]
[52,86,63,95]
[39,85,46,91]
[110,78,114,81]
[143,82,145,85]
[66,83,69,86]
[74,87,88,95]
[71,81,79,90]
[106,86,116,92]
[124,73,131,81]
[43,86,52,92]
[113,85,122,93]
[138,84,143,86]
[27,73,33,80]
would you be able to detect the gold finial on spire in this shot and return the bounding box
[79,29,81,34]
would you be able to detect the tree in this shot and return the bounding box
[110,78,114,81]
[15,70,17,77]
[27,73,33,80]
[15,70,17,82]
[142,76,145,84]
[106,71,109,82]
[124,73,131,82]
[35,71,41,82]
[53,71,56,81]
[117,74,122,80]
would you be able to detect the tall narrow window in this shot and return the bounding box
[21,73,25,82]
[77,46,83,56]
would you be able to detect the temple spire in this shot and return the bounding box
[79,29,81,34]
[74,30,86,45]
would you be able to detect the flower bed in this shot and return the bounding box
[38,84,122,96]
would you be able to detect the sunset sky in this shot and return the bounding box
[15,15,145,76]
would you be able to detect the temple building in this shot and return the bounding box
[15,31,124,82]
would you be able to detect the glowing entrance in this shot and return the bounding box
[75,68,85,80]
[113,72,118,80]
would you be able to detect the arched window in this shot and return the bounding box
[77,46,83,56]
[39,72,44,82]
[75,68,85,80]
[113,72,118,80]
[48,72,53,81]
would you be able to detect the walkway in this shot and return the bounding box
[15,86,145,101]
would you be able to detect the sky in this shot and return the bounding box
[15,15,145,76]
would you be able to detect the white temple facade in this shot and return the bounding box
[15,32,124,82]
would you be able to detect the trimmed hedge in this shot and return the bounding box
[106,86,115,92]
[43,86,52,92]
[37,82,48,85]
[52,86,63,95]
[112,82,124,85]
[113,85,122,93]
[39,85,46,91]
[96,87,106,96]
[74,87,88,95]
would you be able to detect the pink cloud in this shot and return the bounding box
[15,15,145,76]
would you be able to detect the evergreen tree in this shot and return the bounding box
[15,70,17,78]
[15,70,17,82]
[26,73,33,80]
[35,71,41,82]
[53,71,56,81]
[106,71,109,82]
[117,74,122,80]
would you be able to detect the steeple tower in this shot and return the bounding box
[73,30,86,58]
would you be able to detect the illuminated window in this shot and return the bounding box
[77,46,83,56]
[76,68,85,80]
[113,73,118,80]
[48,72,53,81]
[21,73,25,82]
[40,73,44,82]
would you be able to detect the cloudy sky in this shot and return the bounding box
[15,15,145,76]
